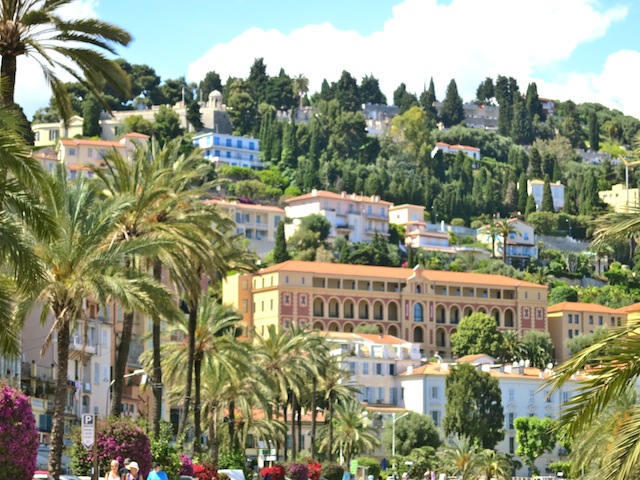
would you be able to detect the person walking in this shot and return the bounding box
[147,462,169,480]
[106,460,120,480]
[119,459,132,480]
[125,461,144,480]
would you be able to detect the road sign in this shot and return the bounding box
[81,414,95,450]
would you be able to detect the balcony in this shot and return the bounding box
[82,382,92,394]
[335,223,353,231]
[22,362,55,382]
[69,337,96,356]
[128,340,144,366]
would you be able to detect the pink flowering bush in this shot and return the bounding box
[289,463,309,480]
[261,465,286,480]
[69,416,152,476]
[0,383,39,480]
[307,460,322,480]
[180,454,194,476]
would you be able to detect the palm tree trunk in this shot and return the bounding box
[194,356,202,454]
[282,403,288,461]
[110,310,133,416]
[310,379,318,458]
[178,297,198,440]
[210,405,220,467]
[152,260,163,438]
[328,398,334,462]
[297,403,302,457]
[291,393,297,459]
[503,238,508,263]
[49,319,70,479]
[0,55,17,106]
[228,399,236,448]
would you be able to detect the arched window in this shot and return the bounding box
[416,284,422,294]
[414,303,424,322]
[436,328,446,347]
[373,301,384,320]
[328,298,340,318]
[313,298,324,317]
[414,326,424,343]
[388,325,399,337]
[344,299,355,319]
[388,302,399,321]
[358,300,369,320]
[451,306,460,325]
[505,309,515,328]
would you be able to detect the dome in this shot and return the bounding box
[208,89,222,99]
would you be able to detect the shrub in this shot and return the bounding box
[355,457,381,479]
[289,463,309,480]
[0,383,39,480]
[321,463,344,480]
[193,462,217,480]
[218,448,246,469]
[69,416,152,476]
[149,422,181,480]
[179,455,194,476]
[260,464,286,480]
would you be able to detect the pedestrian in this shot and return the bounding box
[125,461,144,480]
[106,460,120,480]
[147,461,169,480]
[402,473,409,480]
[120,459,132,480]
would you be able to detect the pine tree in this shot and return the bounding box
[273,222,290,263]
[541,175,555,212]
[588,110,600,151]
[420,77,438,127]
[517,173,528,214]
[440,79,465,127]
[525,194,537,218]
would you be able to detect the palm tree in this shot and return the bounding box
[547,322,640,480]
[497,219,516,264]
[436,436,477,480]
[92,139,230,430]
[292,74,309,109]
[0,0,131,118]
[471,449,512,480]
[14,168,179,479]
[486,221,502,259]
[0,100,52,355]
[317,398,379,466]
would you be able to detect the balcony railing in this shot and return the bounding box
[70,338,97,354]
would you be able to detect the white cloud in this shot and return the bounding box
[14,0,100,117]
[187,0,638,116]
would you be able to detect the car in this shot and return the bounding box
[32,471,54,480]
[60,476,82,480]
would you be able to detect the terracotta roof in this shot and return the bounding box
[258,260,545,288]
[457,354,495,363]
[402,362,552,379]
[206,200,285,213]
[435,142,480,152]
[121,132,150,139]
[320,331,408,345]
[59,138,125,148]
[389,204,426,210]
[66,164,92,171]
[285,190,393,206]
[618,302,640,314]
[548,302,622,314]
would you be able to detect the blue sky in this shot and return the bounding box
[15,0,640,117]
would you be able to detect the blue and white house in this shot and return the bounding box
[192,131,263,169]
[477,218,538,264]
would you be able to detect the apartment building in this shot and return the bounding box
[527,179,565,211]
[547,301,627,362]
[32,116,84,147]
[401,356,575,476]
[207,200,285,258]
[432,142,481,160]
[55,133,149,167]
[285,190,391,243]
[477,218,538,264]
[599,183,640,213]
[192,131,262,169]
[222,260,548,358]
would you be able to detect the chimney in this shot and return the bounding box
[311,189,318,197]
[407,366,413,375]
[341,191,347,198]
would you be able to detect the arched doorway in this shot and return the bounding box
[388,301,399,321]
[414,326,425,343]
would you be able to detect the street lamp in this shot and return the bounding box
[565,218,572,238]
[391,412,409,457]
[106,369,147,414]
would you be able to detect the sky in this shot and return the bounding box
[15,0,640,119]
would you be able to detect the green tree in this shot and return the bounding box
[153,105,183,144]
[187,100,203,130]
[334,70,360,112]
[514,416,556,474]
[82,94,101,137]
[300,213,331,241]
[475,77,495,105]
[0,0,132,119]
[393,82,418,115]
[360,74,386,105]
[541,176,555,212]
[273,221,290,264]
[518,173,528,214]
[444,363,504,448]
[472,449,513,480]
[381,412,440,456]
[247,58,269,104]
[520,330,554,369]
[510,93,531,145]
[227,90,258,136]
[525,82,543,122]
[440,79,465,128]
[588,110,600,151]
[123,115,154,136]
[451,313,504,358]
[420,77,438,128]
[16,169,177,478]
[199,70,223,99]
[436,436,478,480]
[548,285,578,305]
[497,219,517,263]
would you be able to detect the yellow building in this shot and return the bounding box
[32,116,84,147]
[222,260,548,358]
[547,301,626,362]
[599,183,640,213]
[208,200,285,258]
[55,133,149,167]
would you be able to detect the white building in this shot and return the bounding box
[285,190,392,243]
[400,356,574,476]
[527,179,565,211]
[477,218,538,264]
[432,142,481,160]
[192,131,262,169]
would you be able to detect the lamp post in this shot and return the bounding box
[565,218,572,238]
[391,412,409,458]
[107,370,144,415]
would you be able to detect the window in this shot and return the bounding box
[589,315,594,324]
[574,314,579,323]
[348,362,356,374]
[431,386,439,399]
[610,317,615,326]
[562,392,570,403]
[575,329,579,336]
[389,364,396,375]
[378,388,385,402]
[568,314,572,324]
[274,215,281,227]
[430,410,440,426]
[414,303,424,322]
[261,301,264,312]
[68,148,77,156]
[375,363,383,375]
[283,294,291,306]
[87,148,93,158]
[270,299,273,310]
[363,387,372,402]
[236,139,242,148]
[49,129,59,141]
[226,138,232,147]
[509,437,515,454]
[362,362,369,375]
[508,413,514,429]
[568,330,573,339]
[242,299,248,313]
[249,141,255,150]
[214,136,220,146]
[508,389,515,402]
[285,276,289,284]
[300,295,306,306]
[94,363,100,385]
[509,233,515,239]
[598,315,603,325]
[523,233,529,240]
[34,131,40,142]
[226,151,231,158]
[525,292,528,299]
[256,215,262,224]
[390,388,398,405]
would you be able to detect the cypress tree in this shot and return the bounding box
[280,120,297,168]
[517,173,528,214]
[420,77,438,127]
[273,222,290,263]
[525,82,543,122]
[541,175,555,212]
[528,147,542,178]
[588,110,600,151]
[510,93,530,145]
[82,94,101,137]
[525,194,537,218]
[440,79,465,127]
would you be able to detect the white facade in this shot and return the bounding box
[285,190,392,243]
[527,180,565,211]
[477,219,538,263]
[433,142,481,160]
[192,131,262,169]
[400,359,575,476]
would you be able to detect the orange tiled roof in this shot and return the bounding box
[457,354,494,363]
[548,302,622,314]
[618,302,640,314]
[320,331,408,345]
[435,142,480,152]
[402,362,552,379]
[285,190,393,206]
[59,138,125,148]
[258,260,545,288]
[206,200,285,213]
[121,132,150,139]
